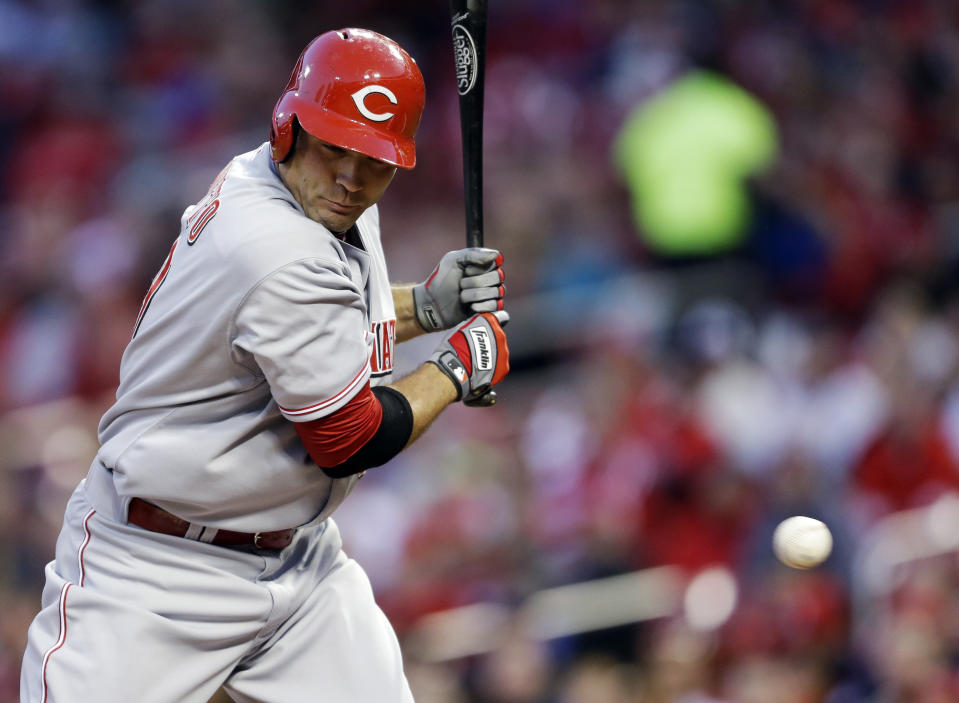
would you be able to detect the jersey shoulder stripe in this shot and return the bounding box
[278,361,370,417]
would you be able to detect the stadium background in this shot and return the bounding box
[3,1,959,701]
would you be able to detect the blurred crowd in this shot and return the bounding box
[3,0,959,701]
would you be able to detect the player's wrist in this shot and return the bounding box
[426,356,467,401]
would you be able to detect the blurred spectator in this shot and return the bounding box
[613,70,779,258]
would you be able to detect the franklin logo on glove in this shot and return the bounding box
[469,327,492,370]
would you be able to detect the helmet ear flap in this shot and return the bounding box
[270,114,300,163]
[270,48,310,162]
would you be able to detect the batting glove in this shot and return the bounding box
[429,311,510,402]
[413,248,505,331]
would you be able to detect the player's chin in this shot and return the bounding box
[309,205,362,234]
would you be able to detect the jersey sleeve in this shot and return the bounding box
[231,258,373,422]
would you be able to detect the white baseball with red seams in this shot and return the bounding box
[773,516,833,569]
[19,143,413,702]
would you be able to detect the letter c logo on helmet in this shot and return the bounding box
[351,85,398,122]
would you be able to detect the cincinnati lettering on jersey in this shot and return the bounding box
[187,162,231,245]
[369,318,396,377]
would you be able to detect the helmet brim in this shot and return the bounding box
[296,108,416,170]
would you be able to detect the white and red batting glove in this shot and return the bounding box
[413,248,505,331]
[429,311,510,402]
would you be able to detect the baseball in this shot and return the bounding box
[773,516,833,569]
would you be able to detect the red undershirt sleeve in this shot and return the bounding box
[293,383,383,468]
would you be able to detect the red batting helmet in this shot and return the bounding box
[270,28,426,169]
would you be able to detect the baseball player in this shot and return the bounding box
[21,28,508,703]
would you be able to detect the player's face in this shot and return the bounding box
[280,131,397,232]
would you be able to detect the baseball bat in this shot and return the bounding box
[450,0,498,406]
[450,0,488,249]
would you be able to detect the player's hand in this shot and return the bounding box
[429,311,510,403]
[413,248,505,331]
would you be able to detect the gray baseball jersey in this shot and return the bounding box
[92,142,396,532]
[22,142,416,703]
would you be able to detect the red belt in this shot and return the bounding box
[127,498,296,550]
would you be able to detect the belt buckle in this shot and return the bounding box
[253,529,296,550]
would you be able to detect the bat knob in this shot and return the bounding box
[464,389,497,407]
